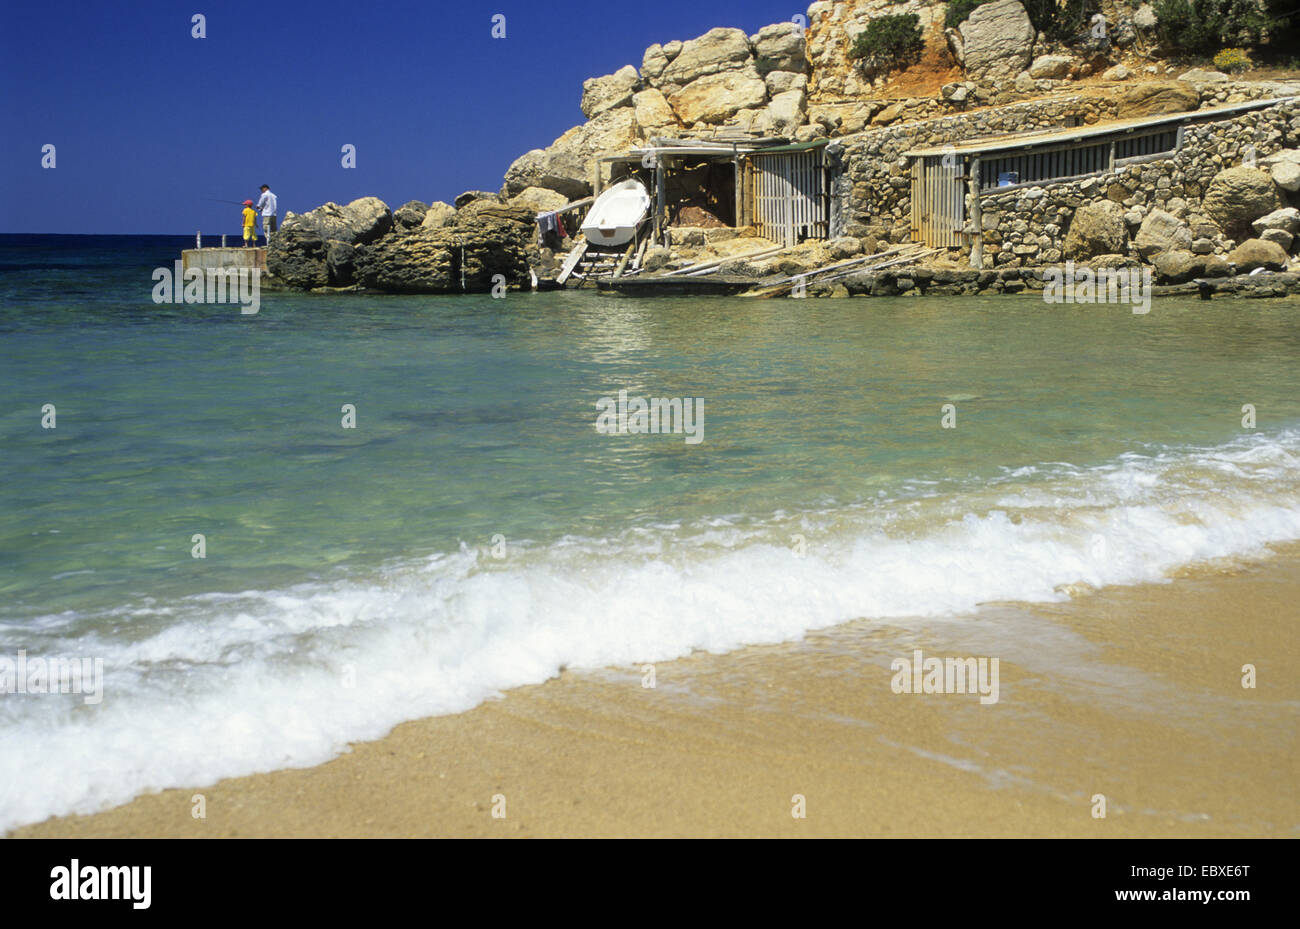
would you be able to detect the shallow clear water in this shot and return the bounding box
[2,234,1298,829]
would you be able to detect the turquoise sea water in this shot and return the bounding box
[2,234,1299,829]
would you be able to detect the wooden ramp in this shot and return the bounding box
[557,236,648,287]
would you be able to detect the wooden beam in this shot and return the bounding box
[556,236,588,286]
[741,245,934,298]
[631,236,650,271]
[551,196,594,215]
[613,239,638,279]
[661,244,786,277]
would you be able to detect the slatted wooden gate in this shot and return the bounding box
[751,148,827,247]
[911,155,965,248]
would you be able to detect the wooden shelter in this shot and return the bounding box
[597,136,833,249]
[905,97,1291,263]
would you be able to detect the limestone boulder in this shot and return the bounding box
[502,109,639,200]
[641,44,670,83]
[581,65,640,118]
[668,69,768,125]
[509,186,569,213]
[454,190,498,209]
[1151,250,1205,284]
[284,197,393,246]
[502,147,590,201]
[1117,82,1199,118]
[764,89,807,136]
[392,200,429,231]
[657,28,754,92]
[753,22,806,76]
[1259,228,1294,250]
[1265,154,1300,193]
[1177,68,1228,84]
[1202,166,1284,239]
[1134,210,1191,259]
[1028,55,1072,80]
[765,70,807,96]
[957,0,1036,86]
[1251,207,1300,238]
[420,201,456,230]
[1227,238,1289,272]
[633,88,678,132]
[1063,200,1128,260]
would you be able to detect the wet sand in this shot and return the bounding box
[13,546,1299,838]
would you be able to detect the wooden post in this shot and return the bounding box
[655,158,667,247]
[592,158,603,199]
[969,155,983,269]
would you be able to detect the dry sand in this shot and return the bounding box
[13,546,1299,838]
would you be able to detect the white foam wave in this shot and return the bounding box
[2,430,1298,831]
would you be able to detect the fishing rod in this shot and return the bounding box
[202,197,251,206]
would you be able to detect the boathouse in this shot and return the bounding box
[597,136,834,248]
[903,97,1293,264]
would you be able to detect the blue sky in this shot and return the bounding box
[1,0,805,234]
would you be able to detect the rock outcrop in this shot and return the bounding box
[1117,82,1199,118]
[654,28,754,93]
[581,65,641,118]
[269,195,534,294]
[356,201,534,293]
[268,197,394,288]
[502,108,638,200]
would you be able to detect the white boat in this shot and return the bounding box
[580,178,650,247]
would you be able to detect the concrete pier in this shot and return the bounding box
[181,247,267,273]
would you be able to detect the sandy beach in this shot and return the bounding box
[14,543,1297,839]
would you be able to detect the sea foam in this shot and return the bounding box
[1,429,1298,831]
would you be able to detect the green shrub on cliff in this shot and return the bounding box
[1213,47,1252,73]
[944,0,990,29]
[946,0,1084,42]
[1022,0,1087,43]
[1152,0,1267,56]
[847,13,924,73]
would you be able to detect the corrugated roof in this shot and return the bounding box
[751,139,831,154]
[905,96,1296,158]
